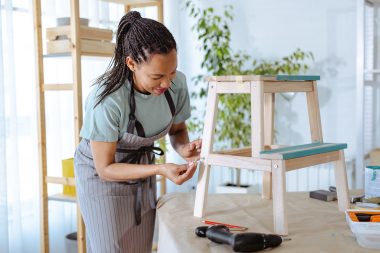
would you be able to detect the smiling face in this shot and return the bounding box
[126,49,177,96]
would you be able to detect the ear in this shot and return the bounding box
[125,56,137,72]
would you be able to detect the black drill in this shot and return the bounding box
[195,225,283,252]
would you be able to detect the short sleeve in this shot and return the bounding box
[80,92,121,142]
[173,72,191,124]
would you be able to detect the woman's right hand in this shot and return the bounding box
[158,161,198,185]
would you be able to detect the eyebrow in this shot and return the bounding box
[150,68,177,77]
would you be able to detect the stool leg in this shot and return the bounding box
[334,150,350,211]
[194,82,218,218]
[262,93,275,200]
[194,162,211,217]
[262,172,272,199]
[272,160,288,235]
[306,81,323,143]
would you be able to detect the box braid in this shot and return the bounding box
[94,11,177,107]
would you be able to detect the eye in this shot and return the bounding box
[151,77,161,80]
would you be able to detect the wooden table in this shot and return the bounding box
[156,192,377,253]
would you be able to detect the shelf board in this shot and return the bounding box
[102,0,160,5]
[46,176,76,186]
[45,39,115,57]
[43,52,114,58]
[48,193,76,203]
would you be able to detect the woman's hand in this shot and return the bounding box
[158,161,198,185]
[177,139,202,162]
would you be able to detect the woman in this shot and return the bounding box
[74,11,201,253]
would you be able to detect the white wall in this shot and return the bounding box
[164,0,358,193]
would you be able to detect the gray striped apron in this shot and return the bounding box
[74,87,176,253]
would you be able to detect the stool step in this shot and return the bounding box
[276,75,320,81]
[259,142,347,160]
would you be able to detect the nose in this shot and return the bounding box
[160,78,171,89]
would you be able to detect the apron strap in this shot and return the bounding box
[135,180,143,225]
[148,176,156,209]
[164,90,176,117]
[127,87,146,137]
[134,177,156,226]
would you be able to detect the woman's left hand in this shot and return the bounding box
[178,139,202,162]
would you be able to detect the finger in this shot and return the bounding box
[177,164,188,174]
[186,162,197,178]
[187,160,196,167]
[195,139,202,151]
[184,162,197,177]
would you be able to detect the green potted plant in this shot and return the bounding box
[185,1,314,193]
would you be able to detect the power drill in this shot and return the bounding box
[195,225,283,252]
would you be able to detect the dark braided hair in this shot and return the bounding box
[94,11,177,107]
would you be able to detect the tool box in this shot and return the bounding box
[346,210,380,249]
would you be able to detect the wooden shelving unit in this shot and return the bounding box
[33,1,164,252]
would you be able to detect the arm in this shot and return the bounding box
[91,140,159,181]
[169,122,190,152]
[169,122,202,161]
[90,140,197,184]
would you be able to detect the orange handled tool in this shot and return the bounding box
[202,220,248,231]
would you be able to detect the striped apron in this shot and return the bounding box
[74,87,176,253]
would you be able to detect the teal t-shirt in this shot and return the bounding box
[80,71,191,142]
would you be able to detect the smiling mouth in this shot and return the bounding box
[155,88,167,94]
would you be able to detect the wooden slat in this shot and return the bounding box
[334,150,350,211]
[276,75,320,81]
[157,0,163,23]
[262,92,274,200]
[48,193,76,203]
[217,147,251,156]
[272,159,288,235]
[103,0,160,5]
[285,150,340,171]
[260,143,347,160]
[251,81,264,157]
[124,4,132,13]
[46,176,76,186]
[46,26,113,41]
[207,154,272,171]
[263,81,313,93]
[215,81,251,94]
[77,205,86,253]
[264,93,275,146]
[194,82,218,217]
[206,75,276,82]
[69,1,85,252]
[33,0,49,252]
[43,83,73,91]
[71,0,82,147]
[46,39,115,57]
[306,81,323,142]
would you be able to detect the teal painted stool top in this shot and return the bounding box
[275,75,320,81]
[367,166,380,170]
[206,75,321,82]
[260,142,347,160]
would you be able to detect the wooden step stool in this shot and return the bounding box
[193,75,350,235]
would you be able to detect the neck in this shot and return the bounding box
[132,74,150,95]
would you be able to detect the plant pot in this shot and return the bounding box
[215,183,259,194]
